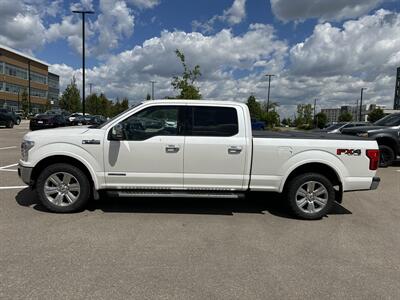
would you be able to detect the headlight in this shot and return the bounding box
[21,140,35,161]
[357,132,369,137]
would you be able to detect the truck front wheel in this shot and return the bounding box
[287,173,335,220]
[36,163,91,213]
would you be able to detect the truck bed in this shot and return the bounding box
[252,130,366,140]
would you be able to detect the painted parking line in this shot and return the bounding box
[0,163,18,172]
[0,186,27,190]
[0,163,18,169]
[0,146,17,150]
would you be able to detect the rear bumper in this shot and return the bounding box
[370,176,380,190]
[18,164,33,186]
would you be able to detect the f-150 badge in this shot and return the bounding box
[82,139,101,145]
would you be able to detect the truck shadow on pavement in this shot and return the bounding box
[15,188,352,220]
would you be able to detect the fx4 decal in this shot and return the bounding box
[337,149,362,156]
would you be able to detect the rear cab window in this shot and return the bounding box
[186,106,239,137]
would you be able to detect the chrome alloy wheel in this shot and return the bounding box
[44,172,81,207]
[295,181,328,214]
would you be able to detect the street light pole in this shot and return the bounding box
[265,74,275,113]
[72,10,94,116]
[150,81,156,100]
[359,88,367,121]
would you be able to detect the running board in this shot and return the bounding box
[106,190,245,199]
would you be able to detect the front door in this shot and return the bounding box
[104,105,185,189]
[183,105,248,190]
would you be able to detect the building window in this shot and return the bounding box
[31,72,48,85]
[30,88,47,98]
[0,62,3,74]
[4,82,26,94]
[5,63,28,80]
[0,81,4,91]
[48,78,59,89]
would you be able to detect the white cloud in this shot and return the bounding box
[290,9,400,79]
[0,0,47,52]
[192,0,247,33]
[271,0,385,22]
[127,0,160,9]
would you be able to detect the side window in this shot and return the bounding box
[188,106,238,137]
[119,106,181,141]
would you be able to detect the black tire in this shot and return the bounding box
[36,163,91,213]
[286,173,335,220]
[378,145,395,167]
[6,120,14,128]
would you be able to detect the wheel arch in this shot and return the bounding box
[31,155,97,190]
[375,135,399,155]
[281,162,343,201]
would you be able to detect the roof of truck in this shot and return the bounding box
[144,99,246,106]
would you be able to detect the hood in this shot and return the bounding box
[342,125,386,134]
[24,126,93,139]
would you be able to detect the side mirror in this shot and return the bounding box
[110,124,124,140]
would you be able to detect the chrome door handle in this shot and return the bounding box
[165,145,180,153]
[228,146,242,154]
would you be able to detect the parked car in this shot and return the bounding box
[67,113,84,124]
[29,114,67,131]
[0,108,15,128]
[342,113,400,167]
[319,122,371,134]
[19,100,380,219]
[68,115,90,126]
[87,115,107,126]
[251,118,266,130]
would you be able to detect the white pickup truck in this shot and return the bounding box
[18,100,380,219]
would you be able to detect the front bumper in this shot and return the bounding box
[370,176,380,190]
[18,164,33,186]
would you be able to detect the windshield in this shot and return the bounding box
[374,114,400,126]
[97,102,144,129]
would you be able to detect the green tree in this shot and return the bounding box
[121,97,129,111]
[368,108,385,123]
[146,93,151,100]
[172,49,202,99]
[338,111,353,122]
[315,112,328,129]
[296,104,313,128]
[246,95,263,119]
[85,93,100,115]
[21,90,29,116]
[59,77,81,113]
[97,93,113,117]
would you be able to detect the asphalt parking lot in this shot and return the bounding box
[1,121,400,299]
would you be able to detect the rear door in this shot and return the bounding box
[183,105,248,190]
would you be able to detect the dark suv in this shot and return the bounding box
[0,108,20,128]
[342,113,400,167]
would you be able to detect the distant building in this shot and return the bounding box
[0,44,59,113]
[48,72,60,108]
[322,105,368,123]
[394,67,400,110]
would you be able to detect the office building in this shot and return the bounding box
[0,44,59,113]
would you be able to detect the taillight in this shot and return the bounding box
[366,149,379,170]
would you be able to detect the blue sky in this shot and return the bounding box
[0,0,400,116]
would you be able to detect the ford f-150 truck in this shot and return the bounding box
[18,100,380,219]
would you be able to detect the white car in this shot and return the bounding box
[18,100,380,219]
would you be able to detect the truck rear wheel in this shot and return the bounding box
[378,145,395,167]
[287,173,335,220]
[36,163,91,213]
